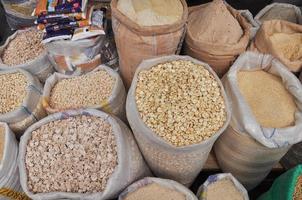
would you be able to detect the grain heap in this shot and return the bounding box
[135,60,226,147]
[0,125,4,162]
[293,175,302,200]
[0,72,28,114]
[117,0,183,26]
[206,178,244,200]
[259,6,298,23]
[49,70,115,110]
[25,115,118,193]
[124,183,185,200]
[1,29,44,66]
[237,70,297,128]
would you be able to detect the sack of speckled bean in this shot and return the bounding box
[42,65,126,120]
[126,55,231,186]
[19,109,150,200]
[119,177,198,200]
[0,27,54,82]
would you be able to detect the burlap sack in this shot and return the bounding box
[250,20,302,72]
[111,0,188,88]
[184,3,250,77]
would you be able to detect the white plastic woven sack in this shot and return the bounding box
[196,173,249,200]
[126,55,231,186]
[119,177,198,200]
[19,109,150,200]
[223,51,302,148]
[42,65,126,120]
[0,27,54,82]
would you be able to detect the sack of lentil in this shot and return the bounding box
[250,20,302,72]
[196,173,249,200]
[126,55,231,186]
[19,109,150,200]
[0,27,54,82]
[111,0,188,88]
[184,0,250,77]
[0,69,45,135]
[255,3,302,25]
[214,51,302,189]
[258,165,302,200]
[42,65,126,120]
[119,177,198,200]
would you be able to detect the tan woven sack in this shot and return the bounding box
[184,3,250,77]
[111,0,188,88]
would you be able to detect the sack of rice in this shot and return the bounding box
[0,27,54,82]
[255,3,302,25]
[111,0,188,88]
[258,165,302,200]
[196,173,249,200]
[119,177,198,200]
[0,69,45,136]
[250,20,302,72]
[214,51,302,190]
[19,109,150,200]
[126,55,231,186]
[184,0,250,77]
[42,65,126,120]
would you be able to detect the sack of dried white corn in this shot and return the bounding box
[214,51,302,189]
[255,3,302,25]
[0,69,45,136]
[0,27,54,82]
[119,177,198,200]
[19,109,150,200]
[126,55,231,186]
[42,65,126,120]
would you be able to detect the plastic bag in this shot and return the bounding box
[19,109,150,200]
[126,55,231,186]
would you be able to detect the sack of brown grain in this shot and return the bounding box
[126,55,231,186]
[111,0,188,88]
[196,173,249,200]
[0,27,54,82]
[42,65,126,120]
[214,51,302,189]
[250,20,302,72]
[19,109,150,200]
[184,0,250,77]
[255,3,302,25]
[119,177,198,200]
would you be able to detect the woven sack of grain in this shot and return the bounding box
[239,9,259,39]
[250,20,302,72]
[0,27,54,82]
[255,3,302,25]
[119,177,198,200]
[111,0,188,89]
[19,109,150,200]
[42,65,126,120]
[196,173,249,200]
[126,55,231,186]
[184,1,250,77]
[214,51,302,189]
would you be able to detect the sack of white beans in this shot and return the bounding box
[0,69,45,135]
[0,27,54,82]
[42,65,126,120]
[119,177,198,200]
[19,109,150,200]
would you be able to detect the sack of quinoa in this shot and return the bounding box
[0,27,54,82]
[258,165,302,200]
[119,177,198,200]
[42,65,126,120]
[255,3,302,25]
[184,0,250,77]
[250,20,302,72]
[197,173,249,200]
[19,109,150,200]
[0,69,45,135]
[126,55,231,186]
[111,0,188,88]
